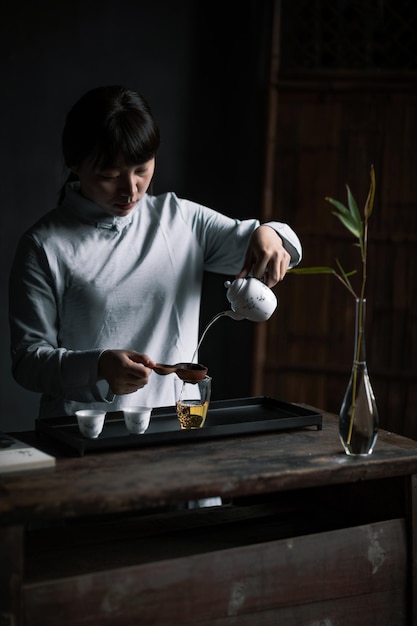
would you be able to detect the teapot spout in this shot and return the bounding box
[223,310,246,321]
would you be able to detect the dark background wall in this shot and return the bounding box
[0,0,274,430]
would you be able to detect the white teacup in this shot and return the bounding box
[123,406,152,434]
[75,409,106,438]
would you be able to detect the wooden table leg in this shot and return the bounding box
[0,525,24,626]
[405,474,417,626]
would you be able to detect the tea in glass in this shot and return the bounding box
[176,376,211,430]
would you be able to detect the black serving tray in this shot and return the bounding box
[35,397,322,456]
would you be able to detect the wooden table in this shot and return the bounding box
[1,409,417,625]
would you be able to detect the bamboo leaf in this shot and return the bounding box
[326,195,362,239]
[291,166,375,302]
[346,185,363,236]
[325,197,350,218]
[335,258,356,289]
[289,265,357,277]
[364,164,376,219]
[332,211,362,238]
[288,266,336,275]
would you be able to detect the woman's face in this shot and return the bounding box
[72,155,155,217]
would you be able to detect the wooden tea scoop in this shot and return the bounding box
[152,362,208,383]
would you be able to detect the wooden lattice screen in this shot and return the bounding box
[254,0,417,439]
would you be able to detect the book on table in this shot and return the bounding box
[0,432,55,473]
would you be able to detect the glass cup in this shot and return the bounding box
[175,375,211,430]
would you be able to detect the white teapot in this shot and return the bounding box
[223,277,278,321]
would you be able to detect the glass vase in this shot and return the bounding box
[339,298,379,456]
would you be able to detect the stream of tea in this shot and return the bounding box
[189,311,229,365]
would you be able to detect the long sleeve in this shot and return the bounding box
[264,221,302,266]
[9,233,106,403]
[177,198,302,274]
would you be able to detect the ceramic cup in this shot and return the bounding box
[123,406,152,434]
[75,409,106,438]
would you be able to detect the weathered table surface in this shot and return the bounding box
[2,409,417,626]
[1,409,417,524]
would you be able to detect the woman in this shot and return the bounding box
[9,85,302,419]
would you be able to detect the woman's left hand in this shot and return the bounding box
[237,225,291,287]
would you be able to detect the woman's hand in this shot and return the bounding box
[97,350,155,395]
[237,225,291,287]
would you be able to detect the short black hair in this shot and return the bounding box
[62,85,160,170]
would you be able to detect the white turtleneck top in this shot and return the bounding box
[9,185,302,418]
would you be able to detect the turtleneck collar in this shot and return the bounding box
[59,182,139,231]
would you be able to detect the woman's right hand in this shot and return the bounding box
[97,350,156,395]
